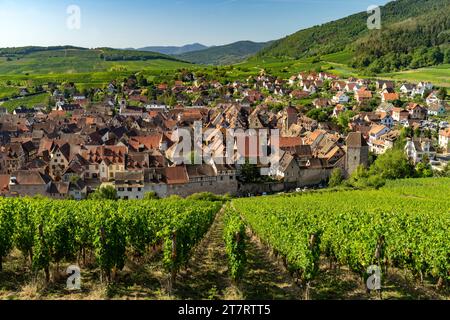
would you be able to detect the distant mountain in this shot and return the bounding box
[177,41,273,65]
[255,0,450,73]
[137,43,208,55]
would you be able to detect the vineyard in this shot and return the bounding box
[0,178,449,300]
[0,198,221,292]
[231,178,450,298]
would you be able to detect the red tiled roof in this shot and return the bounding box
[279,137,303,148]
[165,166,189,185]
[129,135,162,151]
[383,93,399,101]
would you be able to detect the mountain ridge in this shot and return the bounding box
[136,43,208,55]
[253,0,450,73]
[176,40,273,65]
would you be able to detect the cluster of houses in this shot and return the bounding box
[0,71,448,199]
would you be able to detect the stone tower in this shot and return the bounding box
[345,132,369,177]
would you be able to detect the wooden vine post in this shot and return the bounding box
[168,231,177,294]
[39,224,50,283]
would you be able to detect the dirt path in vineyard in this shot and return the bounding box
[172,208,303,300]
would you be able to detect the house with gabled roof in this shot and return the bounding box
[405,138,436,164]
[8,170,52,197]
[439,129,450,154]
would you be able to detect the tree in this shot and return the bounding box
[369,149,414,180]
[307,108,330,123]
[347,165,370,188]
[239,161,261,183]
[337,111,355,131]
[89,186,118,200]
[437,87,447,100]
[328,168,343,188]
[415,162,433,178]
[143,192,159,200]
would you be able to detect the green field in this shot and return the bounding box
[0,46,448,105]
[0,48,192,75]
[0,93,50,111]
[382,64,450,88]
[0,48,193,98]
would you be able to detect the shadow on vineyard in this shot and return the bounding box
[172,211,239,300]
[239,233,303,300]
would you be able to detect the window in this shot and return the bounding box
[118,188,124,192]
[127,188,132,192]
[220,177,224,181]
[138,188,142,192]
[230,176,234,180]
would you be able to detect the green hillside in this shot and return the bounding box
[255,0,450,73]
[177,41,272,65]
[0,46,191,75]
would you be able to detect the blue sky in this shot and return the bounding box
[0,0,391,48]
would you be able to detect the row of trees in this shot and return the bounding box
[328,144,442,190]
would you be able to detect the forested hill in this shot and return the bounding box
[255,0,450,72]
[351,5,450,73]
[177,41,272,65]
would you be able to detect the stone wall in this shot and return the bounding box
[167,178,238,198]
[238,167,332,196]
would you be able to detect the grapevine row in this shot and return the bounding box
[232,178,450,293]
[223,205,247,282]
[0,198,221,282]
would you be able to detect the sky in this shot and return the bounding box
[0,0,392,48]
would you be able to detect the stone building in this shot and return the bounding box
[345,132,369,177]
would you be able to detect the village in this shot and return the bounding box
[0,70,449,200]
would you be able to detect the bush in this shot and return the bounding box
[187,192,228,202]
[328,168,343,188]
[143,192,159,200]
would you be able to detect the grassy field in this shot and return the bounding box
[0,86,19,100]
[0,93,50,111]
[382,64,450,87]
[0,47,193,99]
[0,49,192,75]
